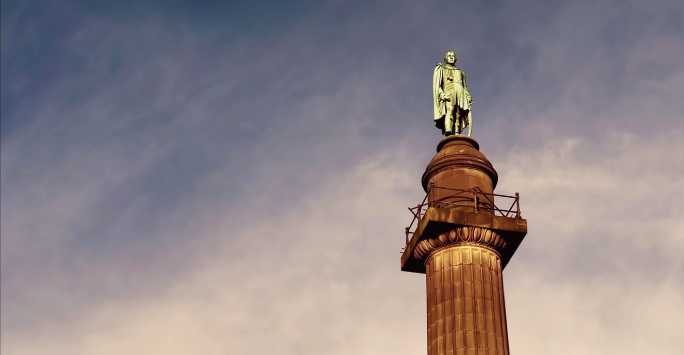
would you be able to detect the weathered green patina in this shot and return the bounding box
[432,50,473,137]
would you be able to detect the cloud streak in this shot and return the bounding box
[2,0,683,354]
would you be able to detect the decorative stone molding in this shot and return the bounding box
[414,226,506,261]
[421,136,498,191]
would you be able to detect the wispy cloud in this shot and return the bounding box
[2,1,683,354]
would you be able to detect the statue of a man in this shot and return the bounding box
[433,50,473,136]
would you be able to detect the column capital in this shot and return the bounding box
[414,226,506,261]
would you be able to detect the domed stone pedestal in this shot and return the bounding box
[401,136,527,355]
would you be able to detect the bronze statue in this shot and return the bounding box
[433,50,473,136]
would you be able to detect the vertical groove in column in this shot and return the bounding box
[438,252,444,354]
[493,257,506,355]
[468,248,475,354]
[438,254,444,355]
[498,264,510,355]
[445,251,453,355]
[475,249,482,355]
[484,253,496,354]
[426,245,509,355]
[458,250,465,355]
[477,249,487,355]
[427,267,431,355]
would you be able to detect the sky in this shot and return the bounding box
[1,0,683,354]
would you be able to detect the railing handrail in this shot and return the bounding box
[429,185,515,199]
[404,185,522,245]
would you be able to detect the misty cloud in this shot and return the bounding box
[2,1,683,354]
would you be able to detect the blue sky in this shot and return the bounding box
[2,1,683,354]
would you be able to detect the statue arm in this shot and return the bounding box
[462,70,472,106]
[433,66,445,100]
[433,66,445,119]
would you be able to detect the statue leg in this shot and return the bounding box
[456,107,466,135]
[444,108,454,135]
[466,112,472,137]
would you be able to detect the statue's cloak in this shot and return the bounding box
[433,63,472,131]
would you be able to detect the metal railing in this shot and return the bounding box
[404,185,521,245]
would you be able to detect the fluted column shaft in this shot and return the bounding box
[426,244,509,355]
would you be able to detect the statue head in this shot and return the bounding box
[443,49,457,65]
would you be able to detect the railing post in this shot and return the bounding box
[473,191,479,213]
[515,192,520,218]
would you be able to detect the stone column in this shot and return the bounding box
[418,136,510,355]
[418,227,510,355]
[401,135,526,354]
